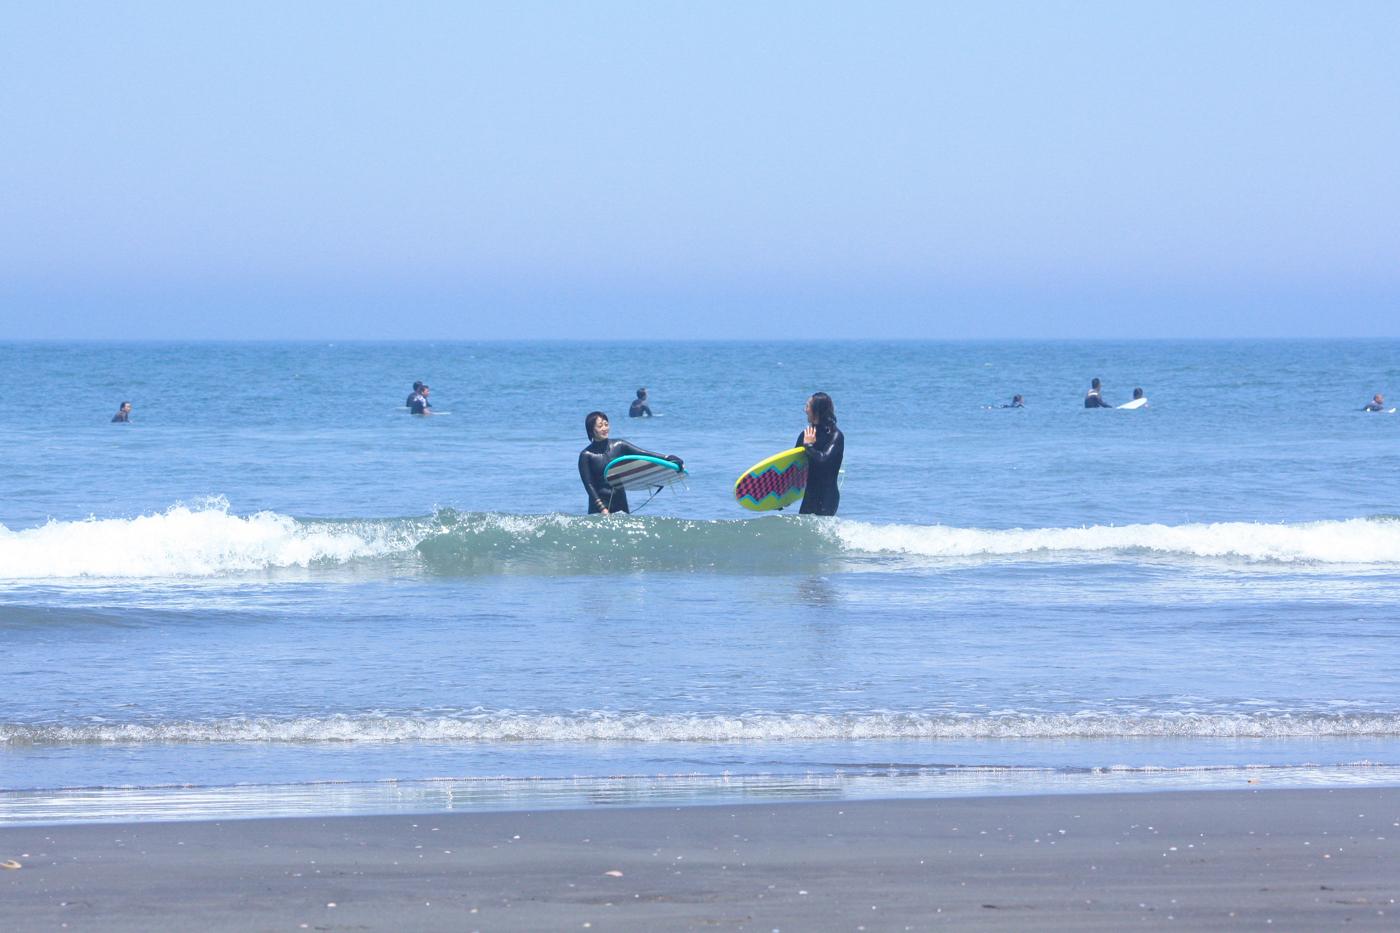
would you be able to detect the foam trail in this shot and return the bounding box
[7,711,1400,745]
[832,516,1400,564]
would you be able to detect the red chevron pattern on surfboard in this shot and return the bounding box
[735,461,807,507]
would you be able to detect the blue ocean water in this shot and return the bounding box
[2,340,1399,823]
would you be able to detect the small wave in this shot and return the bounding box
[3,503,1398,580]
[7,711,1400,745]
[0,499,422,580]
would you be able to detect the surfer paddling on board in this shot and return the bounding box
[1363,394,1386,412]
[797,392,844,516]
[1084,378,1112,408]
[629,388,653,418]
[1000,395,1025,408]
[111,402,132,423]
[579,412,683,514]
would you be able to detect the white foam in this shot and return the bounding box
[830,516,1400,564]
[7,711,1400,745]
[0,499,415,580]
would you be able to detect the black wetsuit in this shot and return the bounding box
[629,399,653,417]
[1364,401,1385,412]
[1084,391,1112,408]
[796,423,843,516]
[111,411,130,422]
[408,392,431,415]
[1000,401,1024,409]
[578,439,678,514]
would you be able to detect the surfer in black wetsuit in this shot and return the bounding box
[1000,395,1024,408]
[578,412,682,514]
[796,392,843,516]
[111,402,132,422]
[629,388,653,418]
[1363,393,1386,412]
[408,385,433,415]
[406,381,423,407]
[1084,378,1111,408]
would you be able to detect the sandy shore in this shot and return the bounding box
[3,787,1398,931]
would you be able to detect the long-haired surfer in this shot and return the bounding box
[111,401,132,423]
[578,411,683,514]
[797,392,843,516]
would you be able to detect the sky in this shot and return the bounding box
[1,1,1397,339]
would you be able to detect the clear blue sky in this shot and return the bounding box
[2,2,1396,338]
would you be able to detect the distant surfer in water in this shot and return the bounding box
[578,412,682,514]
[1000,395,1025,408]
[1124,387,1149,408]
[1084,378,1112,408]
[111,402,132,423]
[406,381,424,407]
[408,384,433,415]
[629,388,653,418]
[1363,393,1386,412]
[797,392,844,516]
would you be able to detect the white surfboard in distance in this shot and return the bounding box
[1118,398,1148,410]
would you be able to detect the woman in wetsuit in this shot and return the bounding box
[796,392,843,516]
[578,411,683,514]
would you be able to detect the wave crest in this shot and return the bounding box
[3,503,1399,580]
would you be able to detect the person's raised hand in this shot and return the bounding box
[803,425,817,445]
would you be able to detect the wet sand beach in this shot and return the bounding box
[3,787,1398,931]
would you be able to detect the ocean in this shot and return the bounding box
[2,339,1398,824]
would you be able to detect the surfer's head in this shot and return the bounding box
[1133,388,1144,399]
[1376,394,1385,404]
[585,411,610,441]
[1013,395,1023,404]
[119,402,130,413]
[636,388,647,399]
[806,392,836,427]
[413,381,423,391]
[1091,378,1102,390]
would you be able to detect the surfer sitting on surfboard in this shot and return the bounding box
[797,392,844,516]
[408,385,433,415]
[629,388,653,418]
[1363,393,1386,412]
[578,411,682,514]
[1084,378,1112,408]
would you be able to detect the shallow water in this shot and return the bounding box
[2,340,1399,823]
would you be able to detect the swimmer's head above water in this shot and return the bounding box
[1091,378,1102,390]
[1133,388,1144,399]
[636,388,647,399]
[585,411,610,441]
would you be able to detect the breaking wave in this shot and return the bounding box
[7,711,1400,745]
[2,500,1399,580]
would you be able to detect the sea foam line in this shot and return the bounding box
[7,712,1400,745]
[831,515,1400,564]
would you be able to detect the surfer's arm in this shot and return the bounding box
[578,453,608,513]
